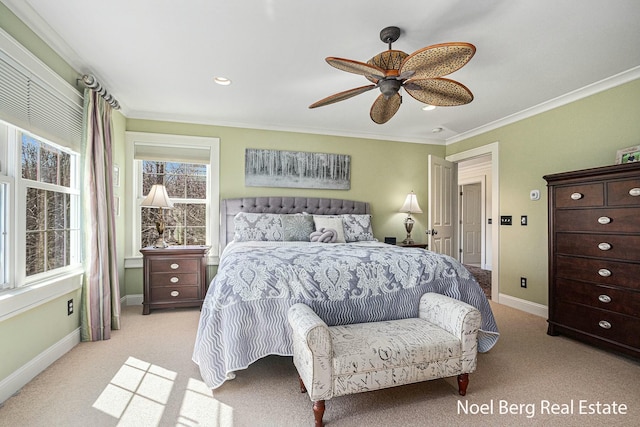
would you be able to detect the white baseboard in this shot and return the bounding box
[124,294,143,306]
[0,328,80,405]
[498,293,548,318]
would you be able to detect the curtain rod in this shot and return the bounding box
[80,74,120,110]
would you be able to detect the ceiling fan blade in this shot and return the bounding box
[404,78,473,106]
[400,42,476,79]
[326,57,387,80]
[309,84,376,109]
[370,93,402,124]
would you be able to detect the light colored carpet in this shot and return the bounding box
[1,301,639,427]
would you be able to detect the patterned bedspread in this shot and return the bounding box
[192,241,499,389]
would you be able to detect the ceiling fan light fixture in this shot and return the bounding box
[422,104,436,111]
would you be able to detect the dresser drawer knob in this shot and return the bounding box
[597,242,612,251]
[170,263,180,270]
[598,320,612,329]
[170,276,179,283]
[170,290,180,297]
[629,187,640,197]
[597,216,611,225]
[598,269,611,277]
[570,192,583,200]
[598,294,612,303]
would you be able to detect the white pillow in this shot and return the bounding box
[312,216,346,243]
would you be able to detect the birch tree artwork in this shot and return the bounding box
[245,149,351,190]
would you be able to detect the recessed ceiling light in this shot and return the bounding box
[422,104,436,111]
[214,77,232,86]
[432,127,444,133]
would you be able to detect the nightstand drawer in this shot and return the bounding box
[150,272,198,287]
[151,285,200,302]
[150,258,199,273]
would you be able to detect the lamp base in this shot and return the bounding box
[401,236,415,245]
[153,235,169,248]
[402,215,415,245]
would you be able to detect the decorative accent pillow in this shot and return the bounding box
[310,228,338,243]
[312,216,346,243]
[233,212,283,242]
[341,214,375,242]
[281,214,315,241]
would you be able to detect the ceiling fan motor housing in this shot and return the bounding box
[379,79,402,97]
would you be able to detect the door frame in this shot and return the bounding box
[447,142,500,302]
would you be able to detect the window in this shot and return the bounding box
[126,132,220,260]
[21,132,79,277]
[140,160,207,248]
[0,123,80,290]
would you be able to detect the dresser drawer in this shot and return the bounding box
[555,183,603,208]
[555,208,640,233]
[150,285,200,302]
[555,255,640,290]
[607,178,640,206]
[556,233,640,261]
[554,278,640,317]
[553,300,640,349]
[149,258,199,273]
[150,272,198,287]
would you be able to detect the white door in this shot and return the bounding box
[461,183,482,265]
[427,155,458,257]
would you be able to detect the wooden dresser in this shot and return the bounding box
[544,162,640,358]
[140,245,210,315]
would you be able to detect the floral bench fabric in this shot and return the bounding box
[288,292,482,426]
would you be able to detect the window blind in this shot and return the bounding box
[0,31,83,151]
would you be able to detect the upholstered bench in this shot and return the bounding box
[287,292,482,427]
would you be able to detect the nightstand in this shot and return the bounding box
[396,243,428,249]
[140,245,210,315]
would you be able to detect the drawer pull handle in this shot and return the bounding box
[598,269,611,277]
[597,216,611,225]
[598,320,612,329]
[170,263,180,270]
[597,242,612,251]
[570,192,583,200]
[598,294,612,303]
[170,290,179,297]
[629,187,640,197]
[170,277,179,283]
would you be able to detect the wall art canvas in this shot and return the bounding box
[245,148,351,190]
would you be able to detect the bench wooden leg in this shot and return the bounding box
[313,400,325,427]
[457,373,469,396]
[298,375,307,393]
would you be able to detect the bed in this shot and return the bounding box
[193,196,499,389]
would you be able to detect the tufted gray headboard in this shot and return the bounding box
[220,196,371,251]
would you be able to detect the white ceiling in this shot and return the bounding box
[5,0,640,144]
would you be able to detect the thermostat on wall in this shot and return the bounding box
[530,190,541,201]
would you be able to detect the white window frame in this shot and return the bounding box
[124,132,220,268]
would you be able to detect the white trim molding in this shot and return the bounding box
[498,293,548,318]
[0,327,80,404]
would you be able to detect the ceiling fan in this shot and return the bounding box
[309,26,476,124]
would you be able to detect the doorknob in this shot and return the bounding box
[425,229,438,235]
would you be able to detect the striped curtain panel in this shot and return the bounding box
[80,89,121,341]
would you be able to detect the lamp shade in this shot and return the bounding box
[399,191,423,214]
[141,184,174,209]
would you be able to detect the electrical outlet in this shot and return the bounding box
[67,299,74,316]
[520,277,527,288]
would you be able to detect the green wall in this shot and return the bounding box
[446,78,640,305]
